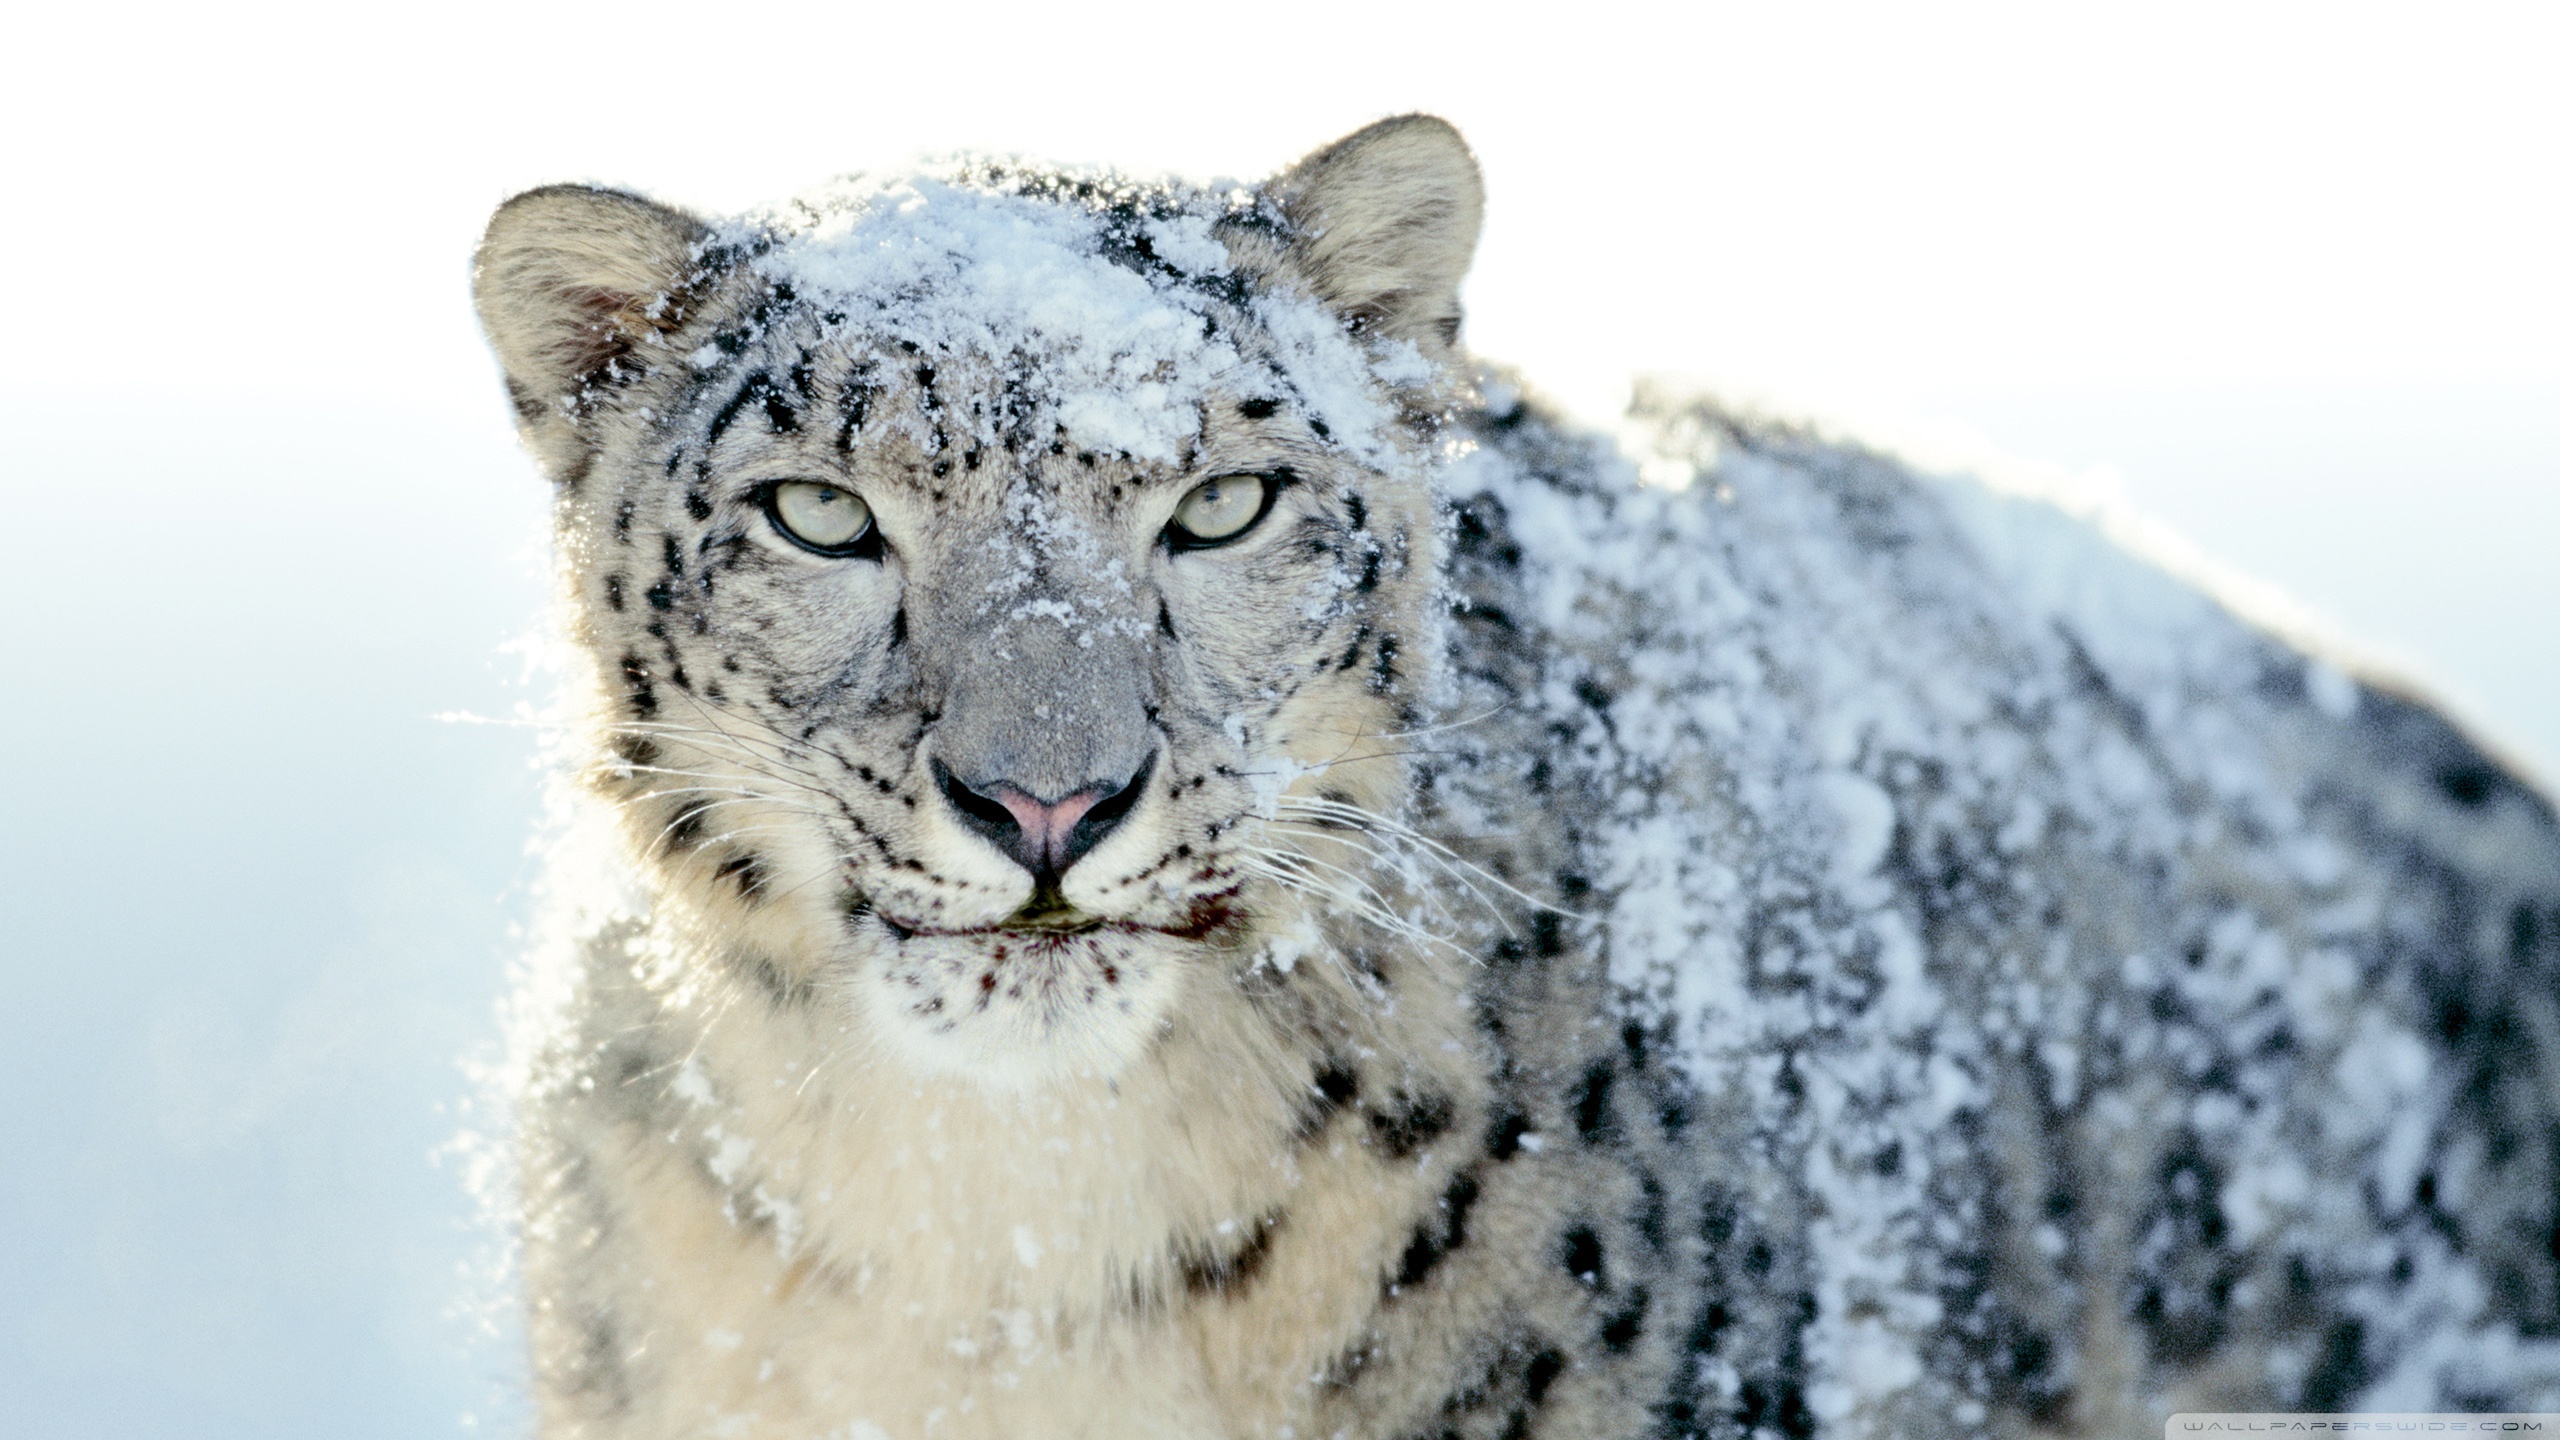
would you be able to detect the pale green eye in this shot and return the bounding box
[768,481,875,555]
[1168,473,1273,548]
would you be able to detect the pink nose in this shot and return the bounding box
[935,758,1153,882]
[986,786,1106,876]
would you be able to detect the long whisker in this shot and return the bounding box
[1243,842,1422,923]
[1234,843,1461,948]
[1232,851,1466,959]
[1270,795,1586,921]
[1366,697,1518,742]
[613,689,851,794]
[673,690,852,779]
[607,735,843,805]
[1272,798,1512,889]
[1266,816,1511,933]
[644,805,809,861]
[620,763,838,807]
[614,727,835,789]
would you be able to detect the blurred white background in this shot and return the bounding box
[2,2,2551,1433]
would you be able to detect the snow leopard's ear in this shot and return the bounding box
[1272,114,1485,352]
[473,185,709,426]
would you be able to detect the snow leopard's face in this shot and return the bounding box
[479,145,1482,1085]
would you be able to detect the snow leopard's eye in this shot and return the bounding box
[766,481,879,558]
[1166,473,1278,551]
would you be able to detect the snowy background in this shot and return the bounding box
[2,2,2552,1434]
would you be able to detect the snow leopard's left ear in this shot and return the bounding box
[1272,114,1485,352]
[473,184,710,429]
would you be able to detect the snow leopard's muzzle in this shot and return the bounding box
[911,535,1162,893]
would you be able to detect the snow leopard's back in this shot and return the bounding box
[1426,381,2560,1435]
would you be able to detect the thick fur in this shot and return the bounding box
[473,118,2560,1438]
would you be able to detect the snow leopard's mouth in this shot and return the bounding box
[868,890,1245,946]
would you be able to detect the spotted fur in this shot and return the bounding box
[473,117,2560,1439]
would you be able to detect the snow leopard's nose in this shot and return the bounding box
[934,754,1153,883]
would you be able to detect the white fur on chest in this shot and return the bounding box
[538,905,1457,1440]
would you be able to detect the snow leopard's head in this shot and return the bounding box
[474,117,1482,1086]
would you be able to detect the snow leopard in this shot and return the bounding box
[469,116,2560,1438]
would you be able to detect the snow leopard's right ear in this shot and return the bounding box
[1271,114,1485,352]
[473,185,709,426]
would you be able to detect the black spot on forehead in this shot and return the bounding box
[836,381,874,450]
[1238,397,1280,420]
[760,381,801,435]
[705,370,769,446]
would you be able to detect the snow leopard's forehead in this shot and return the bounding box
[683,165,1439,468]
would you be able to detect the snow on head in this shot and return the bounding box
[723,167,1419,465]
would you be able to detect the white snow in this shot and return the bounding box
[734,169,1422,467]
[1448,386,2560,1423]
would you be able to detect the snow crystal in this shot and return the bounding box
[706,1129,754,1186]
[671,1056,717,1108]
[1815,770,1895,882]
[1139,212,1232,276]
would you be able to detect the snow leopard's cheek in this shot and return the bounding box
[1161,531,1362,689]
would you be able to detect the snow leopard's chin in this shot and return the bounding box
[844,911,1234,1087]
